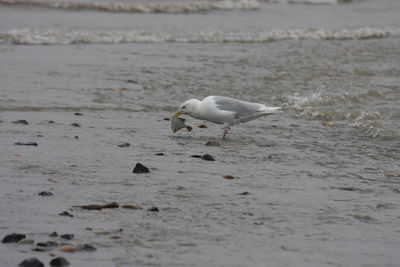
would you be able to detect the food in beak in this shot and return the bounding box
[171,117,192,133]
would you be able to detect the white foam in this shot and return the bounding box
[0,0,259,13]
[1,27,398,45]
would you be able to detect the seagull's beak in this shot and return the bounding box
[172,111,183,118]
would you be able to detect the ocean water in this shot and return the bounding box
[1,0,400,266]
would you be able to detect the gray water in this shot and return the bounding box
[1,0,400,266]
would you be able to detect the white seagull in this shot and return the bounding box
[172,96,282,139]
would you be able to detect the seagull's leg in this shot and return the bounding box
[221,126,230,140]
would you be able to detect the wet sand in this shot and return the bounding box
[1,38,400,266]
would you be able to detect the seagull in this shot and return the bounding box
[172,96,282,139]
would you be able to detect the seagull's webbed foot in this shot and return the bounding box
[221,126,231,140]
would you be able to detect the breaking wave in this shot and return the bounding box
[0,0,259,13]
[1,27,398,45]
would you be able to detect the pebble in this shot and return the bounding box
[18,258,44,267]
[36,241,58,247]
[238,192,250,195]
[18,239,35,245]
[77,202,119,210]
[58,245,75,253]
[147,207,159,212]
[59,211,74,217]
[73,112,84,116]
[2,233,26,243]
[132,163,150,173]
[14,142,38,146]
[205,141,220,147]
[76,243,96,252]
[322,121,336,127]
[126,79,138,84]
[38,191,53,196]
[60,234,74,240]
[50,257,70,267]
[223,175,234,179]
[121,204,143,209]
[202,154,215,161]
[190,155,202,158]
[48,120,55,124]
[155,153,164,156]
[13,119,29,125]
[70,123,80,127]
[197,124,208,128]
[118,143,130,148]
[49,232,58,237]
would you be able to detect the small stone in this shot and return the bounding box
[38,191,53,196]
[205,141,220,147]
[18,239,35,245]
[73,112,84,116]
[36,241,58,247]
[122,204,143,209]
[132,163,150,173]
[76,243,96,252]
[155,153,164,156]
[58,245,75,253]
[322,121,336,127]
[163,118,170,121]
[60,234,74,240]
[59,211,73,217]
[118,143,130,148]
[48,120,55,124]
[18,257,44,267]
[190,155,202,158]
[109,235,122,239]
[49,232,58,237]
[238,192,250,195]
[78,202,119,210]
[70,123,80,127]
[14,142,38,146]
[50,257,70,267]
[202,154,215,161]
[223,175,234,179]
[126,79,138,84]
[147,207,159,212]
[13,120,29,125]
[2,233,26,243]
[74,136,79,139]
[197,124,207,128]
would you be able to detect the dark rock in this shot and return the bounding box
[74,112,84,116]
[74,136,79,139]
[38,191,53,196]
[50,257,70,267]
[60,234,74,240]
[132,163,150,173]
[14,142,38,146]
[49,232,58,237]
[2,233,26,243]
[238,192,250,195]
[126,79,138,84]
[155,153,164,156]
[48,120,55,124]
[202,154,215,161]
[122,204,143,209]
[147,207,159,212]
[77,202,119,210]
[190,155,202,158]
[223,175,234,179]
[70,123,80,127]
[118,143,130,148]
[36,241,58,247]
[59,211,73,217]
[76,243,96,252]
[163,118,170,121]
[18,258,44,267]
[32,247,49,252]
[13,120,29,125]
[205,141,220,147]
[197,124,207,128]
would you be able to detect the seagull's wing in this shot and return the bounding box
[212,96,265,119]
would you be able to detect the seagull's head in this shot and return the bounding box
[173,99,200,118]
